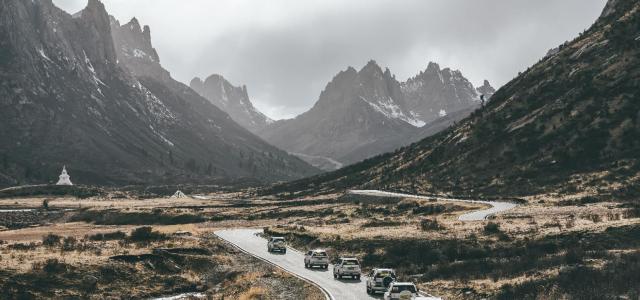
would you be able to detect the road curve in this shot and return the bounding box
[348,190,517,221]
[215,229,440,300]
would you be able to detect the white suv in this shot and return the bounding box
[267,237,286,253]
[366,268,396,294]
[383,282,419,300]
[333,257,361,280]
[304,249,329,269]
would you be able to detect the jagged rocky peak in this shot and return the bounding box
[476,80,496,99]
[426,61,441,73]
[194,74,251,101]
[127,17,142,32]
[112,16,160,63]
[190,73,272,133]
[204,74,231,89]
[110,14,167,80]
[142,25,152,43]
[74,0,118,66]
[360,59,383,74]
[190,77,205,92]
[402,61,482,124]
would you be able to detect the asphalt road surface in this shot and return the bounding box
[348,190,517,221]
[215,229,440,300]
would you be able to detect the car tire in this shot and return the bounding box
[283,249,286,254]
[333,273,337,279]
[366,286,371,294]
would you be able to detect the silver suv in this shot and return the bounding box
[304,249,329,269]
[383,282,419,300]
[267,237,286,253]
[333,257,361,280]
[366,268,396,294]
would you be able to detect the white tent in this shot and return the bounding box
[171,190,188,198]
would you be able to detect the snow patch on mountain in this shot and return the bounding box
[359,96,425,127]
[37,48,53,63]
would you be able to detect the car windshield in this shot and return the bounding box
[392,285,417,293]
[272,238,284,242]
[343,260,359,265]
[313,251,327,257]
[375,271,395,278]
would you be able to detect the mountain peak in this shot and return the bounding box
[86,0,104,10]
[476,79,496,100]
[190,77,204,91]
[360,59,383,75]
[111,15,164,78]
[190,73,272,133]
[142,25,151,41]
[384,67,393,78]
[426,62,441,72]
[82,0,108,21]
[126,17,142,32]
[204,73,226,83]
[75,0,117,66]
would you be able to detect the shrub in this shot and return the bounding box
[129,226,166,242]
[564,248,584,265]
[9,242,38,251]
[34,258,69,274]
[70,210,206,225]
[419,219,441,231]
[412,204,448,215]
[62,236,77,251]
[42,233,62,247]
[484,222,501,234]
[87,231,127,241]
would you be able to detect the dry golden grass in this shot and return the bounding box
[1,191,638,300]
[238,286,267,300]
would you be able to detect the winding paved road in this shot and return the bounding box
[213,192,515,299]
[347,190,517,221]
[215,229,440,300]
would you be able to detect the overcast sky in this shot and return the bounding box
[53,0,607,120]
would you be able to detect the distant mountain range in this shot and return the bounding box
[268,0,640,198]
[257,60,494,170]
[0,0,317,187]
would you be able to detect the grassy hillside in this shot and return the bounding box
[267,0,640,200]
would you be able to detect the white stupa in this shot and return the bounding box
[56,166,73,186]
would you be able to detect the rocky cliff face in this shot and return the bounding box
[258,61,423,170]
[259,60,491,170]
[272,0,640,198]
[402,62,488,124]
[190,75,273,133]
[110,16,169,82]
[0,0,317,187]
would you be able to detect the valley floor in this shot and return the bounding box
[0,190,638,299]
